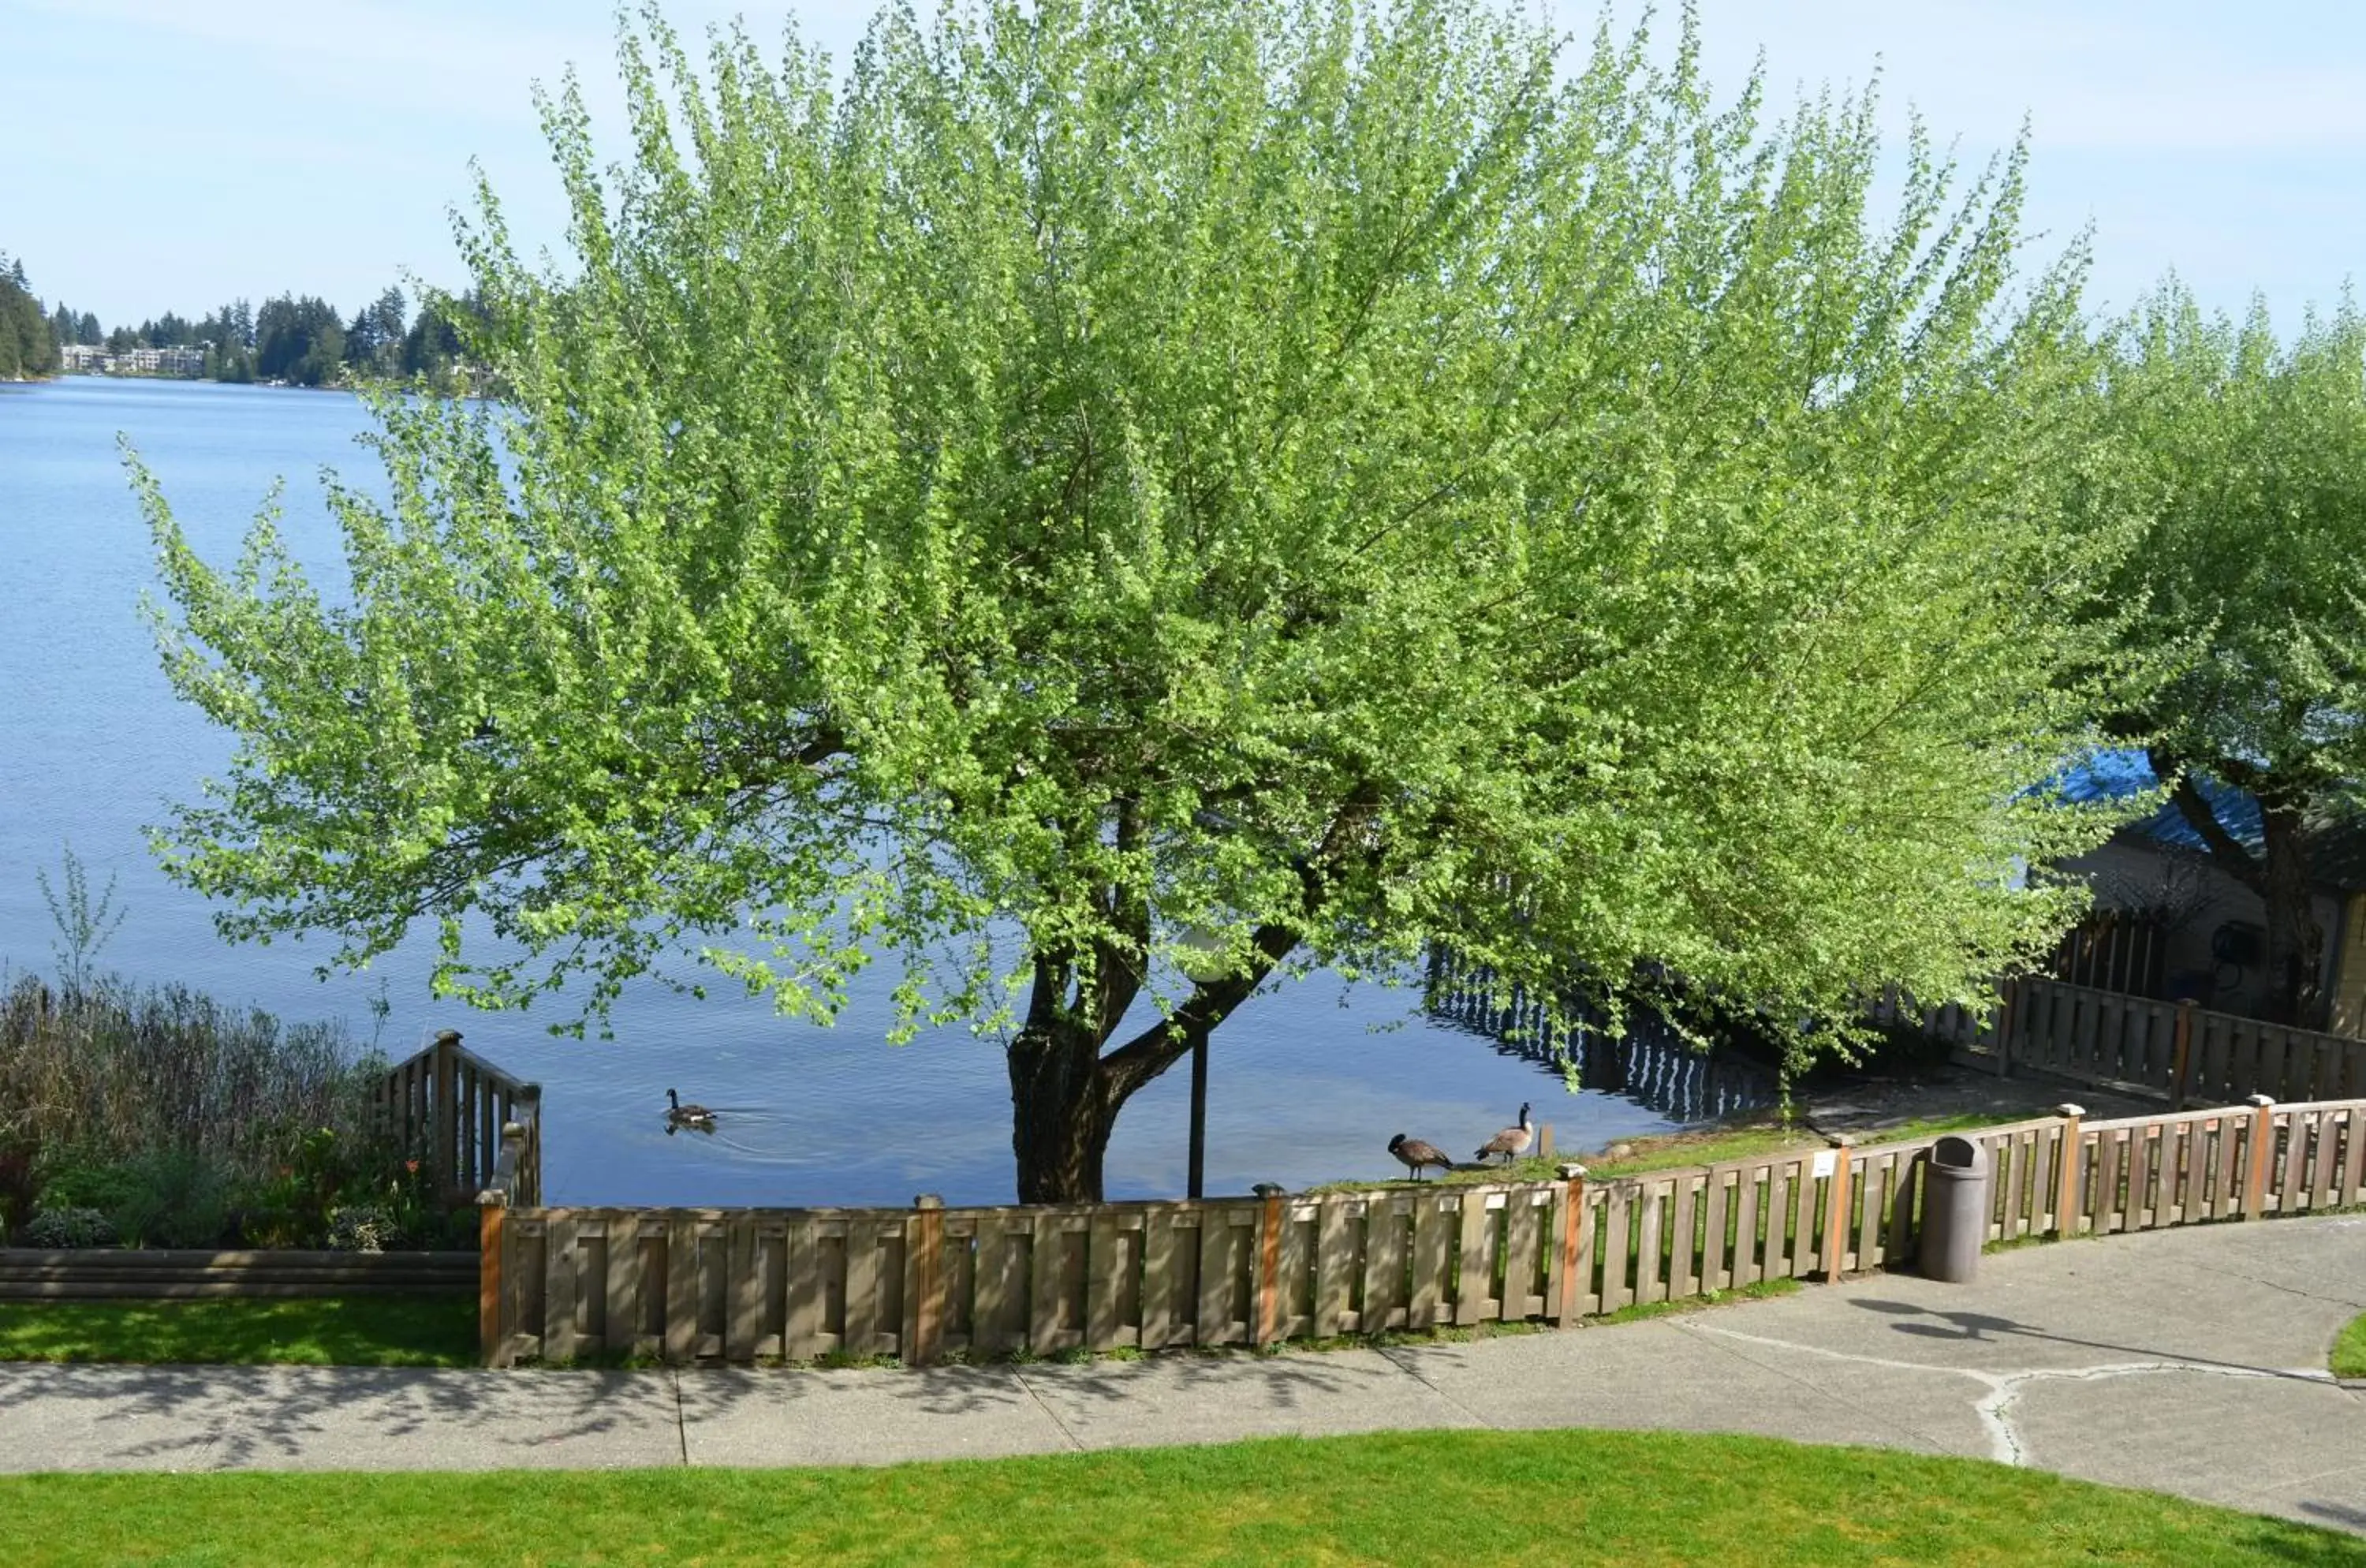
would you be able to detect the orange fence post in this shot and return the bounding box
[1256,1188,1285,1346]
[1823,1137,1853,1282]
[1556,1163,1588,1327]
[2052,1104,2084,1237]
[2244,1095,2276,1218]
[477,1195,506,1367]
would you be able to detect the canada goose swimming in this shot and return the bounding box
[1475,1102,1534,1166]
[1387,1133,1454,1181]
[664,1088,716,1134]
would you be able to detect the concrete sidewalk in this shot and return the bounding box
[2,1215,2362,1535]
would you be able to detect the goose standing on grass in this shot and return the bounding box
[1387,1134,1455,1181]
[1475,1103,1534,1167]
[664,1088,716,1135]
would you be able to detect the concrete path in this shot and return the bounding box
[2,1215,2361,1536]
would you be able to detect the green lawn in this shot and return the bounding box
[0,1294,476,1367]
[2336,1312,2366,1380]
[0,1430,2353,1566]
[1469,1110,2013,1187]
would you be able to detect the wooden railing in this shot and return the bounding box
[371,1029,541,1206]
[480,1094,2366,1367]
[1947,976,2366,1107]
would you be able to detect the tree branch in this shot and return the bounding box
[1094,784,1381,1096]
[2164,768,2265,895]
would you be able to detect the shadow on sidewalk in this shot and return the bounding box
[0,1341,1383,1469]
[1847,1298,2329,1384]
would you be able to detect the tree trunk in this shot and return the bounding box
[2258,801,2328,1030]
[1007,1018,1121,1204]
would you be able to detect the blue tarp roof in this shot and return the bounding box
[2051,749,2264,857]
[2053,749,2366,890]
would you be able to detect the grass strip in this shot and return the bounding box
[0,1294,476,1367]
[0,1429,2354,1566]
[2336,1312,2366,1380]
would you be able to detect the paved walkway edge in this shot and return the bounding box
[1,1215,2361,1535]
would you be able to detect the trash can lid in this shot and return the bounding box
[1931,1133,1987,1171]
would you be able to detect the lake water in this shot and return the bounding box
[0,375,1771,1205]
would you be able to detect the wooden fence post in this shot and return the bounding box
[2169,999,2196,1111]
[1556,1163,1588,1328]
[1995,978,2018,1078]
[514,1085,543,1207]
[1823,1137,1853,1282]
[906,1193,944,1367]
[2244,1094,2277,1218]
[2052,1104,2084,1237]
[432,1029,461,1199]
[1256,1187,1286,1346]
[477,1193,507,1367]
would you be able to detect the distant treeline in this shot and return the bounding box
[0,253,62,380]
[48,282,490,390]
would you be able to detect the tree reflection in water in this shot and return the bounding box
[1424,948,1778,1126]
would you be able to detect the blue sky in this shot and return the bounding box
[2,0,2360,330]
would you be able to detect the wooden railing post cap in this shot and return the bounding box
[2054,1103,2085,1118]
[912,1193,944,1210]
[2245,1093,2276,1108]
[434,1028,461,1046]
[1252,1182,1287,1199]
[476,1188,509,1208]
[499,1121,525,1143]
[1825,1133,1855,1148]
[1556,1163,1588,1181]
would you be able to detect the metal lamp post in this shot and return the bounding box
[1175,928,1233,1201]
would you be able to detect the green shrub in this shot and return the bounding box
[2,970,442,1249]
[34,1146,237,1249]
[23,1207,118,1249]
[326,1205,402,1253]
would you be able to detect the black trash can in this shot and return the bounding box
[1917,1134,1990,1283]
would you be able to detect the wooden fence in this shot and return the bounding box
[1935,976,2366,1107]
[479,1093,2366,1367]
[2043,909,2168,998]
[0,1249,477,1301]
[371,1029,542,1206]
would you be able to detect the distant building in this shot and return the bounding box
[59,342,206,377]
[2053,751,2366,1026]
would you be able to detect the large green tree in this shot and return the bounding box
[2096,286,2366,1028]
[137,1,2128,1200]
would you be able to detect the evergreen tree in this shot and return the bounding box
[254,293,346,385]
[0,252,62,379]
